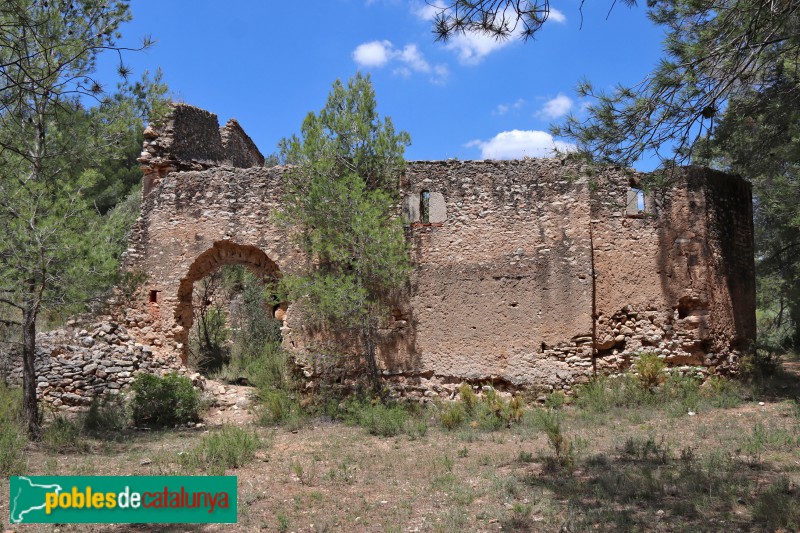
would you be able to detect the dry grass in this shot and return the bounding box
[2,369,800,532]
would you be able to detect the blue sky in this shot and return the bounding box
[108,1,667,170]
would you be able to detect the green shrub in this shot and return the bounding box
[131,372,199,428]
[440,402,466,430]
[258,389,305,429]
[0,383,25,475]
[181,426,260,475]
[41,414,84,452]
[544,391,566,409]
[82,396,129,433]
[354,402,408,437]
[459,383,478,414]
[702,376,743,408]
[635,352,666,390]
[533,409,575,469]
[752,477,800,530]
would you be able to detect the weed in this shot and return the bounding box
[354,402,408,437]
[459,382,477,414]
[259,388,305,428]
[0,383,25,475]
[440,402,466,430]
[635,352,666,390]
[181,426,260,474]
[457,445,468,458]
[533,409,575,470]
[503,503,533,531]
[439,454,455,473]
[703,376,743,408]
[620,435,670,464]
[544,391,566,409]
[517,450,534,463]
[277,513,290,533]
[752,477,800,530]
[41,414,85,453]
[404,416,428,440]
[290,458,317,485]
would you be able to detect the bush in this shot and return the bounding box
[131,372,199,428]
[258,389,305,429]
[752,477,800,530]
[353,402,409,437]
[82,396,129,434]
[0,382,25,475]
[440,402,466,430]
[41,414,84,452]
[459,383,478,414]
[533,409,575,470]
[635,352,666,390]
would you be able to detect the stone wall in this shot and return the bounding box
[3,103,756,405]
[121,104,754,395]
[1,316,182,410]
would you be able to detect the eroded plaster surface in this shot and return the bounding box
[119,104,755,393]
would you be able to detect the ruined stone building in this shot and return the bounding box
[117,104,755,394]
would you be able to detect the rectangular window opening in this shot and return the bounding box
[149,290,159,304]
[420,190,431,224]
[626,187,646,216]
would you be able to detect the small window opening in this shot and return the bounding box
[420,190,430,224]
[149,290,159,304]
[632,188,645,211]
[626,187,645,216]
[541,342,547,352]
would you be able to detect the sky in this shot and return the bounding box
[105,1,668,170]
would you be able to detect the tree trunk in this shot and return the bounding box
[789,297,800,353]
[22,307,40,438]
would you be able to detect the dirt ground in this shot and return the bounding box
[2,374,800,533]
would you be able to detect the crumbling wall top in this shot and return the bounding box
[139,103,264,172]
[221,118,265,168]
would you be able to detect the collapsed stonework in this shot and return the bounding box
[2,102,756,406]
[122,104,756,395]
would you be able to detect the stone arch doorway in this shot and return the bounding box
[174,240,284,362]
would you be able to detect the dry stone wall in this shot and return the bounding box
[1,316,182,410]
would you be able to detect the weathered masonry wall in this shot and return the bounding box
[400,161,595,388]
[116,104,755,394]
[10,103,752,405]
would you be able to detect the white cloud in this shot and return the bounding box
[493,98,525,116]
[445,31,515,65]
[467,130,576,159]
[432,64,450,85]
[353,40,394,67]
[398,44,430,72]
[536,93,573,120]
[352,40,447,84]
[413,2,443,21]
[549,8,567,23]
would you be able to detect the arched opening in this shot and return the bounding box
[174,241,286,366]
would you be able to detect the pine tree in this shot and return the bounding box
[278,73,411,387]
[0,0,156,436]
